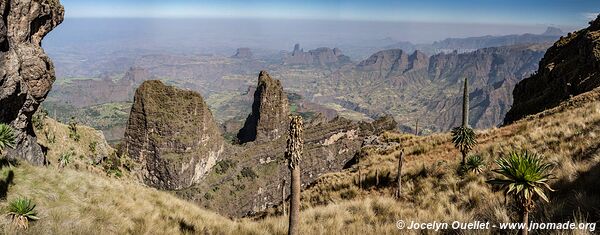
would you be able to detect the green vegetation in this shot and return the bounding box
[214,160,236,175]
[67,117,80,142]
[42,101,132,142]
[461,155,485,174]
[32,109,48,131]
[451,126,477,165]
[240,167,257,179]
[58,149,74,168]
[488,151,554,235]
[0,124,16,154]
[88,141,97,154]
[451,78,478,165]
[7,198,39,230]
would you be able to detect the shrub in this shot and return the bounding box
[68,117,80,142]
[488,150,555,235]
[0,124,16,154]
[58,150,74,168]
[214,160,236,175]
[89,141,98,154]
[451,126,477,164]
[107,168,123,178]
[241,167,258,179]
[43,129,56,144]
[7,197,39,230]
[461,155,485,174]
[32,109,48,130]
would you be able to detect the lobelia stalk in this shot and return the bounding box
[285,116,303,235]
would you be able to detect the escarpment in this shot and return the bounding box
[122,80,225,190]
[237,71,290,143]
[0,0,64,164]
[504,15,600,124]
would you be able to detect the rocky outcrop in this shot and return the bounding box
[0,0,64,164]
[178,115,398,217]
[232,48,253,59]
[237,71,290,143]
[122,80,224,190]
[504,16,600,124]
[284,44,351,66]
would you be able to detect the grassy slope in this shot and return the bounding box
[299,87,600,234]
[34,117,131,178]
[0,164,249,234]
[2,88,600,234]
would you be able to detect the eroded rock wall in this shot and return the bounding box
[0,0,64,164]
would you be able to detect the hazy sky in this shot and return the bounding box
[62,0,598,26]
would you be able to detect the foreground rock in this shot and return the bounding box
[237,71,290,143]
[505,15,600,124]
[122,80,224,190]
[0,0,64,164]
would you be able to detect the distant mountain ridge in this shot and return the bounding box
[283,43,352,66]
[321,42,550,131]
[384,27,564,55]
[505,15,600,123]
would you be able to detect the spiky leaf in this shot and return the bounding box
[451,126,477,154]
[0,124,16,153]
[487,150,555,209]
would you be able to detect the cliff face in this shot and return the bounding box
[178,115,397,217]
[425,45,545,129]
[357,49,430,85]
[342,44,546,130]
[284,44,351,66]
[504,16,600,124]
[237,71,290,143]
[0,0,64,164]
[123,80,224,190]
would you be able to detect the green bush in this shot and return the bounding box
[68,117,80,142]
[32,109,48,130]
[58,149,74,168]
[241,167,258,179]
[214,160,236,175]
[7,197,39,230]
[0,124,16,154]
[461,155,485,174]
[89,141,98,154]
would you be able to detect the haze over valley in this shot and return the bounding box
[42,18,568,143]
[2,0,600,234]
